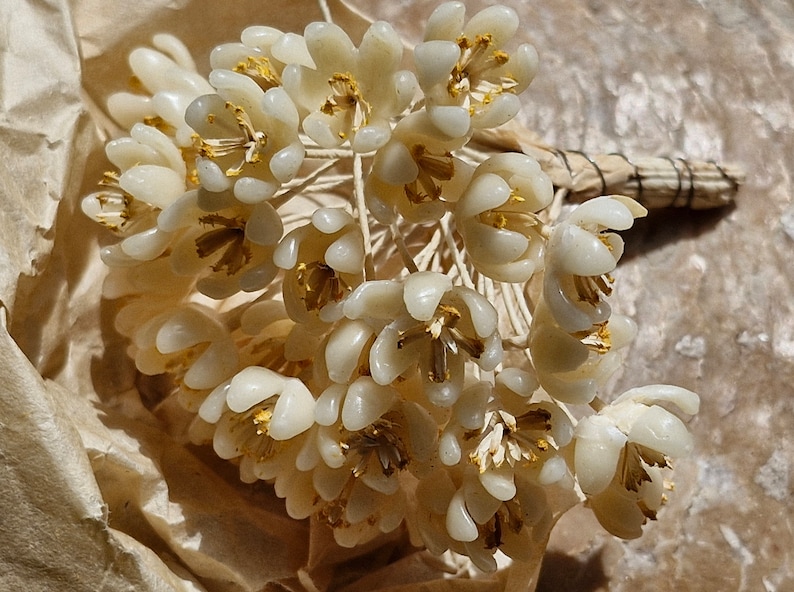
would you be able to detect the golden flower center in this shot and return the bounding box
[228,402,279,462]
[448,34,516,108]
[405,144,455,204]
[398,304,485,384]
[233,56,282,90]
[573,322,612,353]
[192,102,268,176]
[195,214,252,275]
[320,72,372,137]
[470,408,552,473]
[252,407,273,436]
[479,207,541,233]
[295,261,350,311]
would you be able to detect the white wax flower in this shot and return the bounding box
[108,35,214,147]
[414,2,539,138]
[82,123,189,265]
[345,272,502,407]
[574,385,699,538]
[457,152,553,282]
[292,402,435,547]
[468,402,573,499]
[185,79,304,204]
[365,111,474,224]
[409,464,555,573]
[543,195,647,334]
[199,369,314,476]
[210,26,290,93]
[132,304,239,391]
[443,374,573,504]
[159,189,281,299]
[196,367,314,485]
[273,207,365,324]
[530,299,638,405]
[282,20,417,152]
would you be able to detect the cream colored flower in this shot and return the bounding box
[198,365,316,483]
[108,34,214,147]
[234,300,302,370]
[185,76,304,204]
[365,111,473,224]
[543,195,647,334]
[159,189,281,299]
[131,304,239,392]
[467,403,572,498]
[295,399,436,547]
[101,262,200,409]
[414,2,538,138]
[307,419,409,547]
[409,464,556,573]
[574,385,699,538]
[344,272,502,407]
[274,207,365,324]
[210,26,291,92]
[530,299,638,405]
[456,152,553,282]
[82,123,190,265]
[437,371,573,509]
[282,20,417,152]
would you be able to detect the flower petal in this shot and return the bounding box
[404,271,452,321]
[446,489,478,542]
[574,414,628,495]
[226,366,285,412]
[627,405,695,458]
[269,378,316,440]
[341,377,396,431]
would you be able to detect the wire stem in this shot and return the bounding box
[353,154,375,279]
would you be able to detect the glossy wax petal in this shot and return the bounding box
[404,271,452,321]
[226,366,286,412]
[341,377,396,431]
[269,378,316,440]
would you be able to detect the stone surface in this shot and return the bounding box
[350,0,793,589]
[514,1,791,590]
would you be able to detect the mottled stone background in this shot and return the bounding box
[384,0,794,589]
[353,0,794,589]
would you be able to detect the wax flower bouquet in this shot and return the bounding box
[82,1,705,581]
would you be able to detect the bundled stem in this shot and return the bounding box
[472,127,744,209]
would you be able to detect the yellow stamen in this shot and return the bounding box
[195,214,252,275]
[295,261,349,311]
[320,72,371,132]
[252,408,273,435]
[233,56,282,90]
[192,102,268,176]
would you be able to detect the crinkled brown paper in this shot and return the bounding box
[1,0,792,590]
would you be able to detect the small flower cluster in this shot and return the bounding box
[83,2,699,572]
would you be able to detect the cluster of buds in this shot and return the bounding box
[83,2,699,572]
